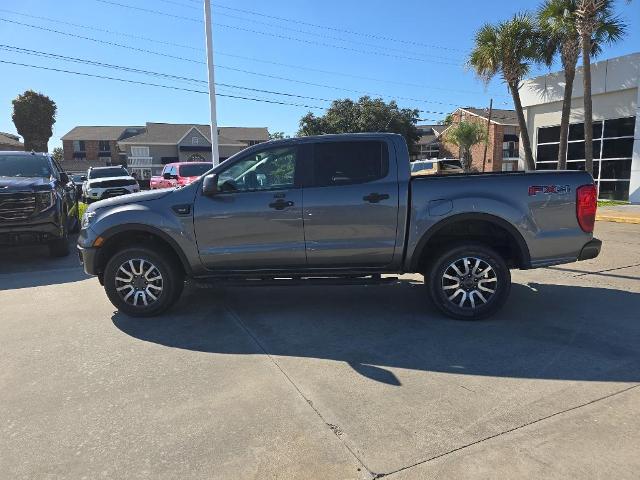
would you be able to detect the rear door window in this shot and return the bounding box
[311,141,388,187]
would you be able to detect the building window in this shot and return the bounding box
[192,136,199,145]
[535,116,635,200]
[419,143,440,159]
[98,140,111,153]
[131,146,150,157]
[73,140,85,152]
[247,140,261,146]
[502,141,518,159]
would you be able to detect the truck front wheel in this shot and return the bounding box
[426,244,511,320]
[103,246,184,317]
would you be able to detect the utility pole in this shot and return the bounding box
[481,98,493,173]
[204,0,220,165]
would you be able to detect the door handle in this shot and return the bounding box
[363,193,390,203]
[269,199,294,210]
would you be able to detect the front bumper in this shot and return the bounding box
[77,245,100,275]
[578,238,602,261]
[84,186,139,201]
[0,221,62,246]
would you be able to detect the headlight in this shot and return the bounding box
[36,191,55,211]
[81,211,97,229]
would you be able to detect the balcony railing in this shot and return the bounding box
[128,156,153,167]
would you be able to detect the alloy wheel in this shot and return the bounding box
[441,256,497,309]
[114,258,164,307]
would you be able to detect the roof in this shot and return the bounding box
[416,124,446,145]
[0,132,23,147]
[61,126,142,141]
[459,107,519,126]
[118,123,270,145]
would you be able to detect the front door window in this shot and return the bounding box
[217,146,296,193]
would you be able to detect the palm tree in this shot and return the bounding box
[538,0,580,169]
[575,0,626,174]
[444,121,488,172]
[469,13,543,171]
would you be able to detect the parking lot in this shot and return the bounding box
[1,221,639,479]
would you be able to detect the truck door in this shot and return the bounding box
[193,145,307,270]
[302,140,399,267]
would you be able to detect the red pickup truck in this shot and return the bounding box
[150,162,212,190]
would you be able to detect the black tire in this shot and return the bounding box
[48,217,70,257]
[103,246,184,317]
[426,243,511,320]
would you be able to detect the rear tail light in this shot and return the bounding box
[576,184,597,233]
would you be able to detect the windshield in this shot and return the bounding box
[0,154,52,178]
[179,163,211,177]
[89,167,128,179]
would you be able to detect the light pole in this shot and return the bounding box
[203,0,220,165]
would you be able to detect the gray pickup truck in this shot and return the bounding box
[78,133,601,320]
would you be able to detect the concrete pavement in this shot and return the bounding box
[1,221,639,479]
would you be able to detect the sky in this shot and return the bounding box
[0,0,638,149]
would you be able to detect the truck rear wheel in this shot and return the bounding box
[103,246,184,317]
[426,243,511,320]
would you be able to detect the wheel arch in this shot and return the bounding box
[95,224,192,277]
[409,212,531,272]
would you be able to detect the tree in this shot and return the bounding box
[12,90,57,152]
[444,121,488,172]
[52,147,63,162]
[539,0,625,170]
[298,96,421,151]
[269,131,287,140]
[575,0,626,174]
[469,13,544,171]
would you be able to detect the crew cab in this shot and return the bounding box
[82,166,139,203]
[0,151,79,257]
[77,134,600,320]
[150,162,212,190]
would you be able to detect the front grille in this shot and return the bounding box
[0,193,37,221]
[101,188,129,199]
[93,179,136,188]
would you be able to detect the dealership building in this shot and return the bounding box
[521,52,640,203]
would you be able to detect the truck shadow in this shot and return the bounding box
[112,281,640,385]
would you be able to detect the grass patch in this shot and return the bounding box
[597,200,629,207]
[78,201,89,218]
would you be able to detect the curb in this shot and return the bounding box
[596,215,640,225]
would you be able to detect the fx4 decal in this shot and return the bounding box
[528,185,571,196]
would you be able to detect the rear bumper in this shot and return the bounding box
[578,238,602,261]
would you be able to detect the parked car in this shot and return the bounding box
[150,162,213,190]
[0,151,79,257]
[411,159,464,176]
[69,172,87,198]
[78,133,600,320]
[82,166,139,203]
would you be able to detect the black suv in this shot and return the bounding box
[0,151,80,257]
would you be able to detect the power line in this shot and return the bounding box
[185,0,467,53]
[0,8,202,52]
[0,9,507,98]
[93,0,462,66]
[0,59,328,110]
[150,0,460,63]
[0,18,460,107]
[0,44,449,117]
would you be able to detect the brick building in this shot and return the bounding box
[439,107,521,172]
[60,126,144,172]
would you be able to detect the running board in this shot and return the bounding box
[193,274,399,288]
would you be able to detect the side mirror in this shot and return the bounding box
[163,172,173,180]
[59,172,70,184]
[202,173,219,196]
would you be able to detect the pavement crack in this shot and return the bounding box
[378,383,640,478]
[223,305,374,478]
[573,263,640,277]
